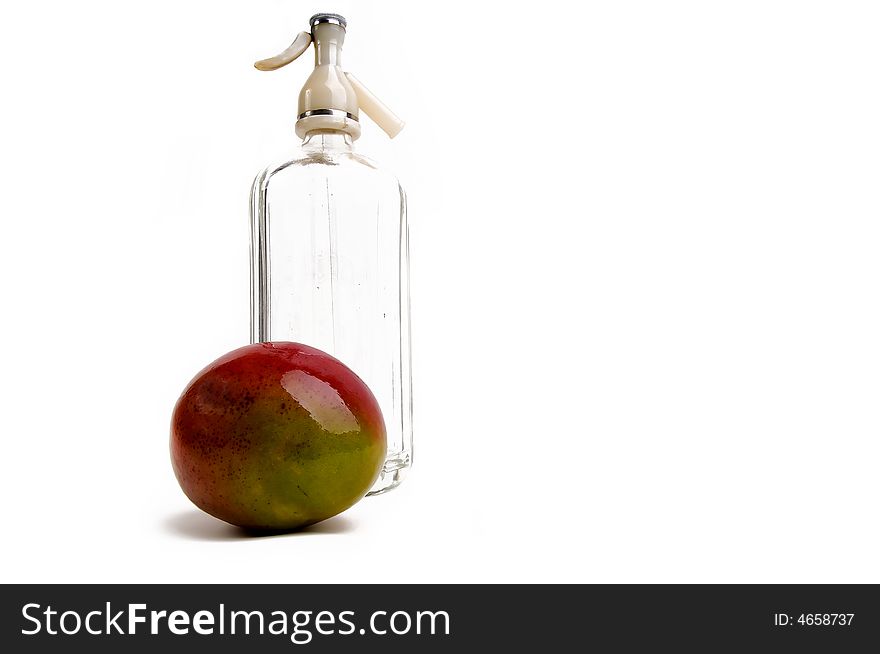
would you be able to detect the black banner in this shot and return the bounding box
[1,584,877,651]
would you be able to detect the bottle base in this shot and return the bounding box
[367,453,411,496]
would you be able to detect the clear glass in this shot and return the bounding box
[250,130,412,495]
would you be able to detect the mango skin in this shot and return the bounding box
[171,342,386,530]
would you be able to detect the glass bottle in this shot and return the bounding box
[250,14,412,495]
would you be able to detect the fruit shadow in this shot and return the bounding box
[163,509,355,541]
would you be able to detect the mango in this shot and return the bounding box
[170,342,386,530]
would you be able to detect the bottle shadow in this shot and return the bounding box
[163,509,356,541]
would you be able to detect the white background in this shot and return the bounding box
[1,0,878,583]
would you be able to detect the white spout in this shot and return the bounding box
[253,13,404,141]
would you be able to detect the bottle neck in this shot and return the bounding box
[314,41,341,66]
[312,23,344,67]
[302,130,354,153]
